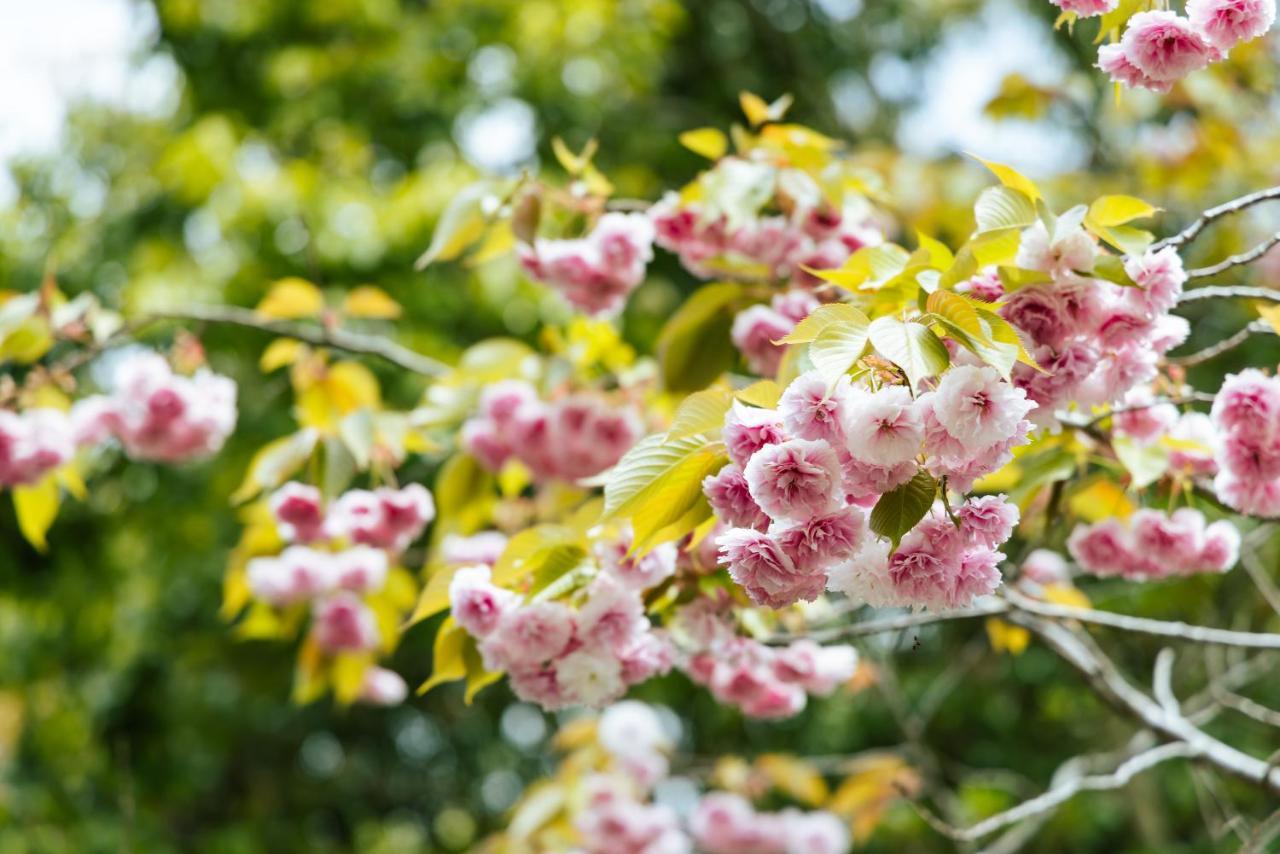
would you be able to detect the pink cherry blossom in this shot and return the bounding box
[703,463,771,530]
[578,575,649,653]
[926,366,1036,453]
[313,592,380,652]
[773,508,866,569]
[1097,43,1173,92]
[842,386,924,466]
[779,371,853,444]
[956,495,1020,549]
[1021,548,1070,585]
[1121,11,1218,83]
[743,438,843,522]
[269,482,327,543]
[731,305,794,377]
[449,564,518,637]
[1124,247,1186,317]
[723,402,787,468]
[482,601,576,668]
[1186,0,1276,49]
[0,408,73,487]
[718,527,826,607]
[1052,0,1118,16]
[246,546,335,606]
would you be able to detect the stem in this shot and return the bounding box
[1154,185,1280,252]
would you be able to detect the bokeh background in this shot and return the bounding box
[3,0,1279,850]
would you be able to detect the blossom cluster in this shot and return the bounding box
[461,379,642,482]
[672,600,858,718]
[1211,370,1280,516]
[567,701,849,854]
[649,171,881,287]
[1004,232,1189,421]
[707,364,1033,611]
[0,407,75,487]
[72,349,237,463]
[691,792,850,854]
[518,212,656,317]
[243,481,435,705]
[1082,2,1276,92]
[1067,508,1240,579]
[449,564,675,711]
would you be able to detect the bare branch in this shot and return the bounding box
[1009,612,1280,794]
[1154,185,1280,251]
[762,599,1007,645]
[1187,231,1280,279]
[146,304,450,377]
[915,742,1199,844]
[1005,589,1280,650]
[1176,285,1280,306]
[1166,319,1275,367]
[1242,807,1280,854]
[1153,648,1179,716]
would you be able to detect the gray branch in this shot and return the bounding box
[1154,185,1280,251]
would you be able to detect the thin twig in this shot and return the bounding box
[1166,319,1275,367]
[1153,648,1179,717]
[762,600,1007,645]
[1176,285,1280,306]
[1187,231,1280,279]
[146,305,450,376]
[1242,807,1280,854]
[1154,185,1280,251]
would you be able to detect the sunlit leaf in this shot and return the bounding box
[868,317,950,389]
[779,303,870,345]
[230,428,319,504]
[678,127,729,160]
[973,186,1038,235]
[809,317,870,382]
[969,155,1042,203]
[257,277,325,319]
[341,285,402,319]
[655,282,742,393]
[13,475,59,552]
[415,182,497,269]
[667,386,735,441]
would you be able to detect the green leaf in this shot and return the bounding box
[807,244,910,290]
[780,303,870,345]
[915,232,955,268]
[230,429,319,504]
[868,317,950,389]
[668,387,735,441]
[337,409,375,469]
[870,470,937,548]
[1090,254,1138,288]
[656,282,742,393]
[974,186,1038,235]
[431,452,497,541]
[492,524,584,590]
[13,475,59,552]
[415,182,497,269]
[809,316,870,382]
[975,308,1042,373]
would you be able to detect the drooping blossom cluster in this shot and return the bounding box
[71,349,237,463]
[559,701,850,853]
[243,481,435,705]
[1210,369,1280,516]
[518,212,656,317]
[461,379,642,482]
[0,407,75,487]
[671,599,858,718]
[449,557,675,710]
[1088,2,1275,92]
[1067,508,1240,579]
[1004,227,1190,422]
[691,792,850,854]
[707,365,1034,611]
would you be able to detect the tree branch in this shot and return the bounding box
[1176,285,1280,306]
[1008,612,1280,794]
[1154,185,1280,252]
[145,305,450,377]
[1166,319,1275,367]
[1005,589,1280,650]
[761,599,1007,645]
[1187,231,1280,279]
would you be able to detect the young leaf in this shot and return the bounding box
[230,428,319,504]
[779,303,870,345]
[809,318,870,382]
[341,285,402,319]
[973,186,1038,234]
[870,470,938,548]
[969,154,1043,203]
[257,277,325,319]
[735,379,783,408]
[655,282,742,392]
[415,182,496,269]
[667,387,735,441]
[13,475,59,552]
[679,127,728,160]
[1087,195,1158,228]
[868,317,950,389]
[418,617,470,695]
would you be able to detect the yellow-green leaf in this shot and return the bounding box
[735,379,783,408]
[418,617,469,695]
[257,277,325,319]
[341,285,402,319]
[678,128,728,160]
[969,154,1042,204]
[667,386,735,441]
[13,475,59,551]
[1086,195,1159,228]
[415,182,496,269]
[779,303,871,345]
[230,428,319,504]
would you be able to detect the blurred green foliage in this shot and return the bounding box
[3,0,1280,850]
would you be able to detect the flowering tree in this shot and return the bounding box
[7,28,1280,845]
